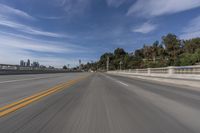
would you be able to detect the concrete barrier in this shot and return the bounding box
[108,65,200,80]
[108,65,200,88]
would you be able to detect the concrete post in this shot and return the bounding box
[147,68,151,75]
[136,69,139,74]
[168,66,175,75]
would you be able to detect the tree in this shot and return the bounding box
[114,48,126,58]
[63,65,68,70]
[135,49,144,58]
[194,48,200,63]
[82,33,199,70]
[183,38,200,53]
[179,53,196,66]
[113,48,127,69]
[152,41,159,62]
[143,45,151,60]
[162,33,181,65]
[99,53,114,70]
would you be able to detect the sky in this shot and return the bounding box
[0,0,200,67]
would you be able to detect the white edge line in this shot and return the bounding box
[104,74,129,87]
[118,81,129,86]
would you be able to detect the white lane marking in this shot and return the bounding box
[103,74,129,87]
[118,81,129,86]
[0,76,60,84]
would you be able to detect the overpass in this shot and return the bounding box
[0,71,200,133]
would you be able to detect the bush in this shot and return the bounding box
[179,53,196,66]
[194,49,200,63]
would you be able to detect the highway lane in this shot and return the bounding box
[0,73,200,133]
[0,73,90,107]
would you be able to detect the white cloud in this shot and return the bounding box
[0,3,35,20]
[180,15,200,39]
[0,3,72,38]
[0,17,70,38]
[0,34,72,53]
[37,15,66,20]
[0,3,92,67]
[0,33,89,67]
[106,0,128,7]
[59,0,91,16]
[132,22,157,33]
[127,0,200,17]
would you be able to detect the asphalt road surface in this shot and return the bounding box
[0,72,200,133]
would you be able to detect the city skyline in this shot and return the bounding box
[0,0,200,67]
[20,59,40,68]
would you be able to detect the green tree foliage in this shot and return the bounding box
[179,48,200,66]
[162,33,181,65]
[183,38,200,53]
[63,65,68,70]
[83,34,200,71]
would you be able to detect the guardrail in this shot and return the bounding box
[110,65,200,75]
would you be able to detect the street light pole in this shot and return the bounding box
[106,56,109,72]
[119,61,122,71]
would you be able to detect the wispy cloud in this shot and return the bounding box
[58,0,91,16]
[36,15,66,20]
[132,22,157,34]
[0,32,89,67]
[0,18,69,38]
[180,15,200,39]
[0,3,89,67]
[106,0,128,7]
[0,3,72,38]
[0,34,73,53]
[0,3,35,20]
[127,0,200,17]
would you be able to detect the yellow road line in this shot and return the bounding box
[0,79,77,112]
[0,77,85,117]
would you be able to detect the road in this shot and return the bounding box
[0,72,200,133]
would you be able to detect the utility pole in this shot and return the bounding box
[106,56,109,72]
[119,61,123,71]
[79,59,81,71]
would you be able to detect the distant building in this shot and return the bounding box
[20,60,25,67]
[32,61,40,68]
[19,59,48,68]
[40,65,46,69]
[48,66,54,69]
[27,59,30,67]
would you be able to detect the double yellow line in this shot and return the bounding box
[0,77,85,117]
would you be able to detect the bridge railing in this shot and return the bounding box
[174,66,200,74]
[0,64,70,74]
[112,65,200,75]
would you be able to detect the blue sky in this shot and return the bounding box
[0,0,200,67]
